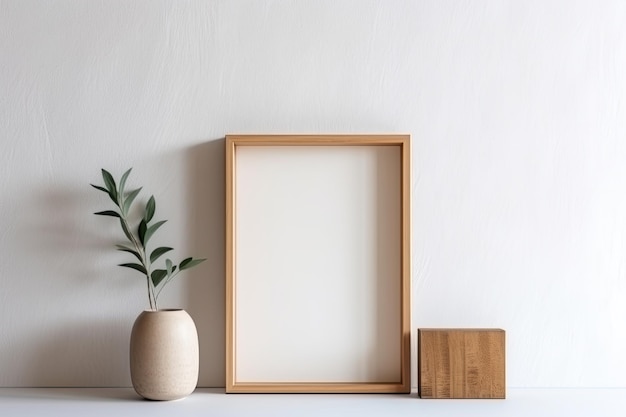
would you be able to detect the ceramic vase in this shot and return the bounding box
[130,309,199,400]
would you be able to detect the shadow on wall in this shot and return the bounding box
[25,318,131,388]
[183,138,225,388]
[7,140,225,388]
[10,184,141,388]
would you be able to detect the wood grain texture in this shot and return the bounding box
[418,329,505,399]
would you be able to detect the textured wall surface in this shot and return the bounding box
[1,0,625,388]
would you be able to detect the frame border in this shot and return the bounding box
[225,134,411,393]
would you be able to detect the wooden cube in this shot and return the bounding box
[418,328,505,399]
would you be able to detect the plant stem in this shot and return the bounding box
[117,203,155,310]
[154,270,180,302]
[146,276,154,310]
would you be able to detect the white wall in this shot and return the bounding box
[1,0,625,388]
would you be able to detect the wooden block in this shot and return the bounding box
[418,329,505,399]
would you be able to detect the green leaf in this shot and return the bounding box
[90,184,109,194]
[119,263,147,274]
[122,187,142,216]
[101,169,118,203]
[166,258,173,276]
[120,218,135,243]
[116,245,142,262]
[118,168,132,197]
[94,210,120,218]
[179,257,206,271]
[138,219,147,245]
[151,269,167,287]
[179,257,192,269]
[143,220,166,246]
[144,196,156,223]
[150,247,173,263]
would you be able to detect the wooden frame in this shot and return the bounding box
[225,134,411,393]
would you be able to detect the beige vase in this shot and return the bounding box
[130,309,199,400]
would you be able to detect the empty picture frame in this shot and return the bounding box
[225,134,411,393]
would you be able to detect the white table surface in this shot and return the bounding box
[0,388,624,417]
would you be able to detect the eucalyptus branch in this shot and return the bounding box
[91,168,206,311]
[117,211,154,310]
[155,270,179,301]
